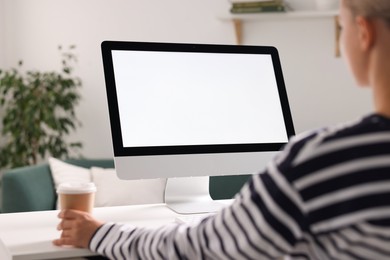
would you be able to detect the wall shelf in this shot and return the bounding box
[218,10,338,21]
[218,10,340,56]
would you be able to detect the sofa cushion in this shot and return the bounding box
[91,167,166,207]
[49,157,92,191]
[2,164,56,213]
[50,158,166,208]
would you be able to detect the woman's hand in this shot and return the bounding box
[53,209,104,248]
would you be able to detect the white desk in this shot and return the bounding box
[0,204,183,260]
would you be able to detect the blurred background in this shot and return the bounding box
[0,0,372,160]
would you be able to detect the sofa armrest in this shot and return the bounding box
[2,164,56,213]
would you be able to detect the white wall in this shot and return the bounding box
[1,0,374,159]
[0,0,5,67]
[0,0,6,144]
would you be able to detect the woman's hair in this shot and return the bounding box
[344,0,390,26]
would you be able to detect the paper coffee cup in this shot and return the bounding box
[57,182,96,213]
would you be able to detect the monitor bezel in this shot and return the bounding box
[101,41,295,157]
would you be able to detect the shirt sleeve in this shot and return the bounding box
[89,137,310,259]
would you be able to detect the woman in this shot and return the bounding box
[54,0,390,259]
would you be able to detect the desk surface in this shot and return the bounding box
[0,204,183,260]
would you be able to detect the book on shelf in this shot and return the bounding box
[230,3,285,14]
[229,0,286,14]
[232,2,283,9]
[230,6,285,14]
[230,0,284,7]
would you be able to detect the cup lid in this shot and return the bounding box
[57,182,97,194]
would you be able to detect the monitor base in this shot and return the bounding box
[164,177,232,215]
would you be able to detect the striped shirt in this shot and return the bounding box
[90,113,390,259]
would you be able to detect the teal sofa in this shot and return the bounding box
[1,158,250,213]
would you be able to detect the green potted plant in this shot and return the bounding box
[0,45,83,170]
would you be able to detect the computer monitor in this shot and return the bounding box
[101,41,295,214]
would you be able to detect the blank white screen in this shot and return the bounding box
[112,50,288,147]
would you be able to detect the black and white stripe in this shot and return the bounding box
[90,114,390,259]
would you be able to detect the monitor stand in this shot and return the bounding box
[164,176,230,215]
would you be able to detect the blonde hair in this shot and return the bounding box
[344,0,390,26]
